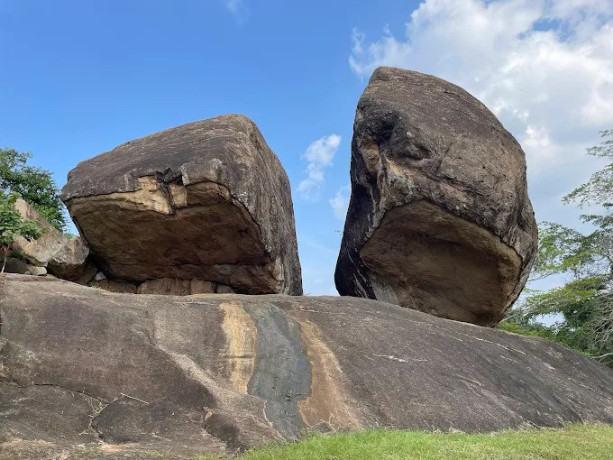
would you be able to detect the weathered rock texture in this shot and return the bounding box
[1,275,612,458]
[61,115,302,295]
[335,67,538,325]
[2,257,29,275]
[10,198,91,282]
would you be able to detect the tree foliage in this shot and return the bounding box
[503,130,613,367]
[0,191,41,272]
[0,148,66,231]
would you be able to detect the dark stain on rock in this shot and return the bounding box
[203,410,248,452]
[245,303,311,439]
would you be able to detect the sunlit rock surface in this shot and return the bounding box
[1,275,612,458]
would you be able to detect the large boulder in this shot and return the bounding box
[9,198,90,282]
[1,274,612,458]
[61,115,302,295]
[335,67,538,325]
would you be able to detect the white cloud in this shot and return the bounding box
[223,0,249,24]
[297,134,341,201]
[548,0,613,22]
[329,184,351,220]
[349,0,613,225]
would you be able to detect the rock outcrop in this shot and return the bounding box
[9,198,91,282]
[335,67,537,325]
[61,115,302,295]
[1,274,612,458]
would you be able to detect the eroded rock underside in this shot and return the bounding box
[335,67,538,326]
[61,114,302,295]
[1,275,612,458]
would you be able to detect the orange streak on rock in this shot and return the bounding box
[297,320,362,431]
[220,301,257,394]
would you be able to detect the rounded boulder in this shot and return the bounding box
[335,67,537,325]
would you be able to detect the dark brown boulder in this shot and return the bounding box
[1,274,612,457]
[61,115,302,295]
[335,67,537,325]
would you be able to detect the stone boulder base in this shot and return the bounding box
[335,67,538,325]
[1,275,612,458]
[135,278,235,295]
[61,114,302,295]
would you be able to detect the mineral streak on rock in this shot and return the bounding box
[244,303,311,440]
[61,114,302,295]
[220,301,257,394]
[335,67,538,325]
[295,317,363,431]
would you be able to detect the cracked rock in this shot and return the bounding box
[61,114,302,295]
[335,67,538,325]
[92,399,207,446]
[0,385,101,445]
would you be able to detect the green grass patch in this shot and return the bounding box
[201,424,613,460]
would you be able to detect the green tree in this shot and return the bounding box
[0,191,41,273]
[0,148,66,231]
[503,130,612,366]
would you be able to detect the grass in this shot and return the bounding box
[200,424,613,460]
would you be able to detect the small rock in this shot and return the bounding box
[93,279,137,294]
[190,279,216,294]
[75,260,99,285]
[47,236,90,281]
[26,265,47,276]
[137,278,191,296]
[216,285,235,294]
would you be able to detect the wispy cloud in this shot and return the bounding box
[329,184,351,220]
[297,134,341,201]
[223,0,249,24]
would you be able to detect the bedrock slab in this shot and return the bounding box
[1,274,612,458]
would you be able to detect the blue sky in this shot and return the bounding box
[1,0,612,295]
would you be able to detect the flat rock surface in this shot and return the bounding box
[335,67,537,325]
[61,114,302,295]
[1,274,612,458]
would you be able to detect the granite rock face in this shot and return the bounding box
[335,67,538,325]
[61,115,302,295]
[1,275,612,458]
[9,198,90,282]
